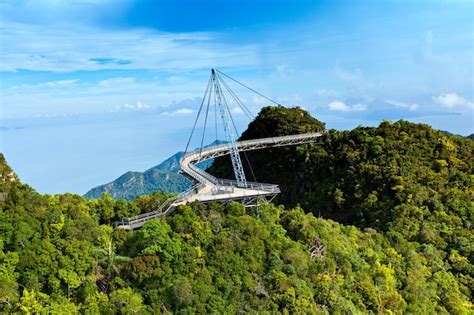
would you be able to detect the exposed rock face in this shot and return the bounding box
[0,154,20,201]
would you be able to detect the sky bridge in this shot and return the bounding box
[118,70,323,230]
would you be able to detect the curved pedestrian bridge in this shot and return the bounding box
[118,132,323,230]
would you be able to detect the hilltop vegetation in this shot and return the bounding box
[208,106,326,204]
[0,106,473,313]
[210,106,474,310]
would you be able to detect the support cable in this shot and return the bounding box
[184,77,212,155]
[199,80,212,157]
[216,69,282,106]
[216,73,254,120]
[216,73,270,138]
[218,78,257,182]
[212,69,247,187]
[218,78,240,148]
[242,150,258,182]
[214,89,218,142]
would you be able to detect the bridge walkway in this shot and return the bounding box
[118,132,323,229]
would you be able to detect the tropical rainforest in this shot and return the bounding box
[0,106,472,314]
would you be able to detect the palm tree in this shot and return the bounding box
[94,229,131,293]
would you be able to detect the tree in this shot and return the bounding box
[136,220,182,261]
[94,226,131,293]
[109,288,146,314]
[93,193,116,223]
[0,250,19,312]
[17,289,46,314]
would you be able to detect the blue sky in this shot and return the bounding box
[0,0,473,194]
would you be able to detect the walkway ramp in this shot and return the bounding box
[117,132,322,230]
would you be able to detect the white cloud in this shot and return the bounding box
[0,21,259,72]
[273,64,295,78]
[1,79,204,118]
[99,77,136,87]
[115,101,152,111]
[44,79,78,87]
[251,96,269,106]
[10,79,78,90]
[434,93,473,109]
[328,101,349,111]
[334,67,363,83]
[328,101,367,112]
[161,108,194,116]
[352,103,367,111]
[33,112,81,119]
[385,100,419,111]
[231,107,245,115]
[174,108,193,115]
[315,89,338,97]
[165,76,186,84]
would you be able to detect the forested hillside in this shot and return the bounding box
[1,106,473,313]
[210,106,474,311]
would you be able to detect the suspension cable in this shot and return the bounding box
[216,73,254,120]
[185,69,278,183]
[214,88,218,142]
[199,80,212,157]
[217,77,258,182]
[215,72,270,137]
[216,69,283,106]
[218,78,239,143]
[184,76,212,155]
[242,150,257,182]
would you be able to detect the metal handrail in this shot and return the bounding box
[180,132,323,186]
[124,182,205,225]
[182,132,322,161]
[118,132,323,229]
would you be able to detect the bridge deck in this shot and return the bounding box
[181,183,281,204]
[118,132,322,229]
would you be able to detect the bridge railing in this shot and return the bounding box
[186,162,279,192]
[180,132,322,164]
[213,178,279,191]
[188,163,218,183]
[119,132,323,229]
[121,182,205,226]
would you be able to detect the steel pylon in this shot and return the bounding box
[211,69,247,188]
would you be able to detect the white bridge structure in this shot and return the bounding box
[119,132,322,229]
[118,70,323,230]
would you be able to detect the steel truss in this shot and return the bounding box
[187,132,324,163]
[116,69,325,230]
[210,69,248,188]
[118,132,322,230]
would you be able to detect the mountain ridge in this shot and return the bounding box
[84,140,225,200]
